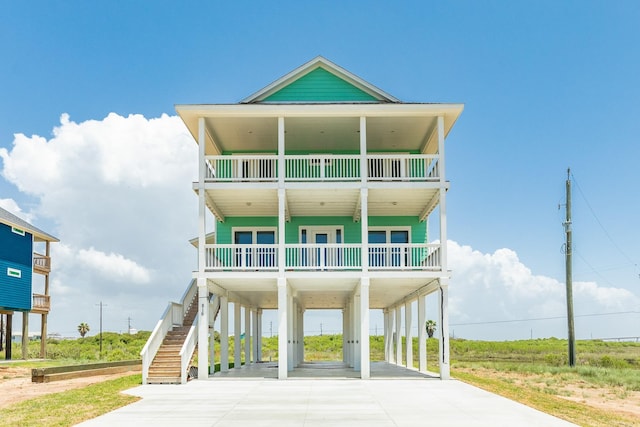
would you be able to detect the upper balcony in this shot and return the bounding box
[33,252,51,275]
[204,153,440,184]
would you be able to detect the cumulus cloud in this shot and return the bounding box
[0,198,34,223]
[447,240,640,339]
[1,113,198,335]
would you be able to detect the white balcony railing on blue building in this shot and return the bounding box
[204,243,440,271]
[204,154,439,182]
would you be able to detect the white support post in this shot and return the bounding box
[439,281,451,379]
[257,309,263,362]
[244,306,251,365]
[395,306,402,366]
[234,303,241,368]
[353,287,361,372]
[287,294,294,371]
[298,308,304,364]
[385,308,396,363]
[220,295,229,372]
[405,301,413,369]
[360,278,370,379]
[252,309,258,364]
[344,304,351,366]
[198,118,206,274]
[382,310,388,361]
[277,278,288,379]
[197,280,209,379]
[418,295,427,372]
[342,309,347,363]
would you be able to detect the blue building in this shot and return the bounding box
[0,206,58,359]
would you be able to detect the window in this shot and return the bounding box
[233,228,276,268]
[368,228,410,267]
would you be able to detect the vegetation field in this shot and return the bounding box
[2,332,639,426]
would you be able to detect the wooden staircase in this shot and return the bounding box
[147,296,199,384]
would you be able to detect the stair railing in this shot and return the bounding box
[179,315,198,384]
[141,279,197,384]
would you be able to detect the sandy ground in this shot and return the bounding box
[0,365,135,409]
[457,367,640,420]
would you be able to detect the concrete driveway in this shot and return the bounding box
[78,363,578,427]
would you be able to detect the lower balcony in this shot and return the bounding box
[31,294,50,314]
[204,244,441,272]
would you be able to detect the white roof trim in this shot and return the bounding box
[241,56,400,104]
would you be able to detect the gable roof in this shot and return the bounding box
[241,56,400,104]
[0,206,59,242]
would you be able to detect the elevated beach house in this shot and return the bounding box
[141,57,462,383]
[0,206,58,359]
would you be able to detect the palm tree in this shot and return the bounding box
[78,322,90,338]
[425,320,437,338]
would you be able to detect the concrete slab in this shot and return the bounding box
[78,363,578,427]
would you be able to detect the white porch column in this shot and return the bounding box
[244,306,251,365]
[439,280,451,379]
[252,309,258,363]
[395,306,402,365]
[298,308,304,364]
[257,309,263,362]
[360,278,370,379]
[383,309,389,361]
[418,294,427,372]
[387,308,396,364]
[277,278,288,379]
[353,287,361,371]
[234,303,241,368]
[220,295,229,372]
[287,294,294,370]
[405,301,413,369]
[197,279,209,379]
[342,309,347,363]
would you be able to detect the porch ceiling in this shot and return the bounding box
[198,114,443,155]
[201,187,439,219]
[207,276,439,311]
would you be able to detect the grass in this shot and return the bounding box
[2,332,638,426]
[0,374,141,427]
[454,370,639,427]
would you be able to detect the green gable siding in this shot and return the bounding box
[263,68,378,103]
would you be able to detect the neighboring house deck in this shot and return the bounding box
[142,57,462,383]
[0,206,58,359]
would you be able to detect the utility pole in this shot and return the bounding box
[96,302,107,359]
[564,169,576,367]
[320,323,323,336]
[127,317,132,334]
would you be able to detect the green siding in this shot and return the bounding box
[263,68,378,102]
[216,217,278,244]
[218,216,425,244]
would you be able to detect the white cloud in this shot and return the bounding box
[1,113,198,335]
[0,198,34,223]
[447,240,640,339]
[77,247,151,284]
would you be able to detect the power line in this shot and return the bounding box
[571,173,639,273]
[450,311,639,327]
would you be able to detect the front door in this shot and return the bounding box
[301,227,342,268]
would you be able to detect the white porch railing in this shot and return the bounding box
[367,154,439,181]
[204,243,441,271]
[285,155,360,181]
[205,155,277,181]
[285,244,362,270]
[368,244,441,270]
[203,154,439,182]
[205,244,278,270]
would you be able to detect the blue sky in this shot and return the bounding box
[1,1,639,340]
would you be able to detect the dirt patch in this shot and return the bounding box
[456,367,640,421]
[0,365,136,409]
